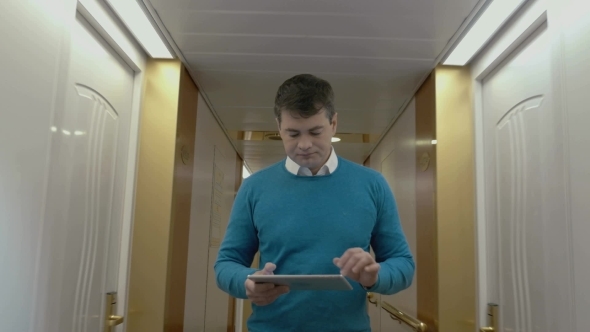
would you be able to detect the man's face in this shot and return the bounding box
[277,109,338,174]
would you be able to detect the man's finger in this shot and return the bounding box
[351,255,374,273]
[364,263,381,273]
[246,280,273,295]
[245,263,288,306]
[256,284,289,297]
[341,253,363,275]
[252,282,276,293]
[245,279,255,293]
[248,283,289,297]
[261,262,276,275]
[335,251,353,269]
[335,248,363,269]
[250,286,289,306]
[275,285,290,295]
[252,298,268,306]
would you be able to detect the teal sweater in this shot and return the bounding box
[214,157,415,332]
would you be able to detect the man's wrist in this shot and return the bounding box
[361,275,379,290]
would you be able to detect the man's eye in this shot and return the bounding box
[310,132,321,136]
[289,133,299,138]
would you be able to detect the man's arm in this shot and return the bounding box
[214,180,259,299]
[366,174,415,295]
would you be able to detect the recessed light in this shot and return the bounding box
[105,0,173,59]
[443,0,526,66]
[331,137,341,143]
[431,140,438,145]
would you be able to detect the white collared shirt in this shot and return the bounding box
[285,147,339,176]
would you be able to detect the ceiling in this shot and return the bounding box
[147,0,480,172]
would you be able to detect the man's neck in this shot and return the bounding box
[285,147,338,176]
[311,157,329,175]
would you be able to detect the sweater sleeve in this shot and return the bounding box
[367,174,415,295]
[214,180,259,299]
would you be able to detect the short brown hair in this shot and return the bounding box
[274,74,335,123]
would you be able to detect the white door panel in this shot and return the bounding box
[560,1,590,329]
[482,23,573,332]
[50,12,134,332]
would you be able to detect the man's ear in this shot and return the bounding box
[275,117,281,130]
[331,112,338,134]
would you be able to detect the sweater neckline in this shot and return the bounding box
[280,156,344,179]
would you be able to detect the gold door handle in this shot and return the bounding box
[480,303,498,332]
[105,292,124,332]
[367,292,378,307]
[108,315,124,327]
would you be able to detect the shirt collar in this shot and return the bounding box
[285,147,338,176]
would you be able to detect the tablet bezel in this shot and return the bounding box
[247,274,354,291]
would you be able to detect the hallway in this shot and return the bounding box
[1,0,589,331]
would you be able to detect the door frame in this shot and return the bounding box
[37,0,148,330]
[470,0,549,328]
[76,1,148,329]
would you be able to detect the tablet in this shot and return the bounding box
[247,274,353,291]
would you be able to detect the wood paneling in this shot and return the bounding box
[128,60,182,332]
[373,100,417,331]
[434,66,476,332]
[365,66,476,332]
[165,67,199,332]
[415,73,439,331]
[128,60,200,332]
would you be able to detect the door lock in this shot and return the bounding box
[480,303,498,332]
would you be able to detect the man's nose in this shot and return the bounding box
[298,136,312,150]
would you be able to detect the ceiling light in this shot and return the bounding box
[431,140,438,145]
[331,137,341,143]
[443,0,526,66]
[105,0,173,59]
[264,133,282,141]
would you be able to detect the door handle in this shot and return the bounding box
[366,292,378,307]
[480,303,498,332]
[108,315,124,327]
[104,292,124,332]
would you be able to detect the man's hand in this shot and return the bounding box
[245,262,290,306]
[333,248,380,288]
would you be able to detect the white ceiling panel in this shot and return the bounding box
[194,70,421,109]
[219,108,394,134]
[176,35,438,60]
[186,53,432,75]
[147,0,480,172]
[160,0,446,15]
[157,10,437,40]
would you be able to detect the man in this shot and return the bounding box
[215,74,414,331]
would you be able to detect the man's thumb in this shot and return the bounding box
[261,262,276,275]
